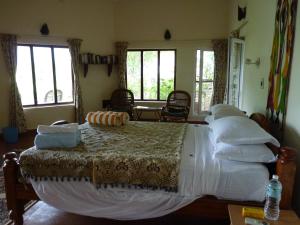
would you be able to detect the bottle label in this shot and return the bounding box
[266,186,281,200]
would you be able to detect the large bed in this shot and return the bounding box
[2,113,297,225]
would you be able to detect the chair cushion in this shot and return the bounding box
[167,106,187,114]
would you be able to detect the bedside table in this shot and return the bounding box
[228,205,300,225]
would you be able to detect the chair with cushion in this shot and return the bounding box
[110,89,135,120]
[161,90,191,122]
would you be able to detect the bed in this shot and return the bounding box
[2,113,297,225]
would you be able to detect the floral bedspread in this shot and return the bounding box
[20,121,187,192]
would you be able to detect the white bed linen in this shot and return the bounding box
[30,124,269,220]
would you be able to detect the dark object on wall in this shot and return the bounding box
[164,29,171,40]
[238,6,247,21]
[40,23,49,35]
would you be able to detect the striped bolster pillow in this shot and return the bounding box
[86,111,129,126]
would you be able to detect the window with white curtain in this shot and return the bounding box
[194,50,215,115]
[16,44,74,106]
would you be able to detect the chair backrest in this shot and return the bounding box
[110,89,134,111]
[166,90,191,111]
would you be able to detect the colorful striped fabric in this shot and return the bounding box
[267,0,298,121]
[86,111,129,126]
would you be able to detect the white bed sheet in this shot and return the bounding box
[30,124,269,220]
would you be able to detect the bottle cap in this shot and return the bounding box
[272,175,279,180]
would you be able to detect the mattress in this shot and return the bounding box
[30,124,269,220]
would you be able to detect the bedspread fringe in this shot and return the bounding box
[23,174,178,192]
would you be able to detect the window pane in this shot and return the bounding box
[201,82,214,111]
[127,51,141,99]
[160,51,175,100]
[143,51,158,100]
[194,81,200,115]
[203,51,214,80]
[16,46,35,105]
[33,47,54,104]
[54,48,73,103]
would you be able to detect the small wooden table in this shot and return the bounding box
[228,205,300,225]
[134,106,162,121]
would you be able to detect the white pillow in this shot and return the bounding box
[213,142,277,163]
[213,109,246,120]
[209,116,280,147]
[210,104,241,114]
[204,115,215,123]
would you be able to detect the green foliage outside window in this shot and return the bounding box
[127,50,175,100]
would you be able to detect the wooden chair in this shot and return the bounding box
[161,90,191,122]
[110,89,135,120]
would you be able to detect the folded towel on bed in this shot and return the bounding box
[37,123,79,134]
[35,130,81,149]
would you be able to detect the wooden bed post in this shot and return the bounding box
[3,152,24,225]
[276,147,297,209]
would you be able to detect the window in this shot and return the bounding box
[126,49,176,101]
[194,50,215,114]
[16,45,73,106]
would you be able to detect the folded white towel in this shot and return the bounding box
[37,123,78,134]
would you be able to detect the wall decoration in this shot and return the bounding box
[40,23,49,35]
[164,29,171,40]
[266,0,298,131]
[238,6,247,21]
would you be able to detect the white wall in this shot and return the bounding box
[0,0,119,129]
[229,0,300,213]
[228,0,276,114]
[114,0,230,41]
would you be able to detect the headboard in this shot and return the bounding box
[250,113,297,209]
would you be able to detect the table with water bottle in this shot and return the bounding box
[228,175,300,225]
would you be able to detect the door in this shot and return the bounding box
[227,38,245,108]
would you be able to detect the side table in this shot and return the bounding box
[228,204,300,225]
[134,106,162,121]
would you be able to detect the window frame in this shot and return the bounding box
[17,44,74,107]
[194,49,215,114]
[126,49,177,101]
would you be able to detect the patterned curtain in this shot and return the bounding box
[67,39,85,124]
[115,42,128,89]
[0,34,27,133]
[211,39,228,105]
[267,0,298,125]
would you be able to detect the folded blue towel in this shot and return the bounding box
[35,130,81,149]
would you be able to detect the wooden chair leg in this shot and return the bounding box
[3,152,25,225]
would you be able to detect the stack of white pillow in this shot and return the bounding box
[205,104,247,123]
[209,113,279,163]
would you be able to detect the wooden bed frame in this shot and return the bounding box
[2,113,297,225]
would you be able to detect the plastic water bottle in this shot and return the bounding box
[264,175,282,220]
